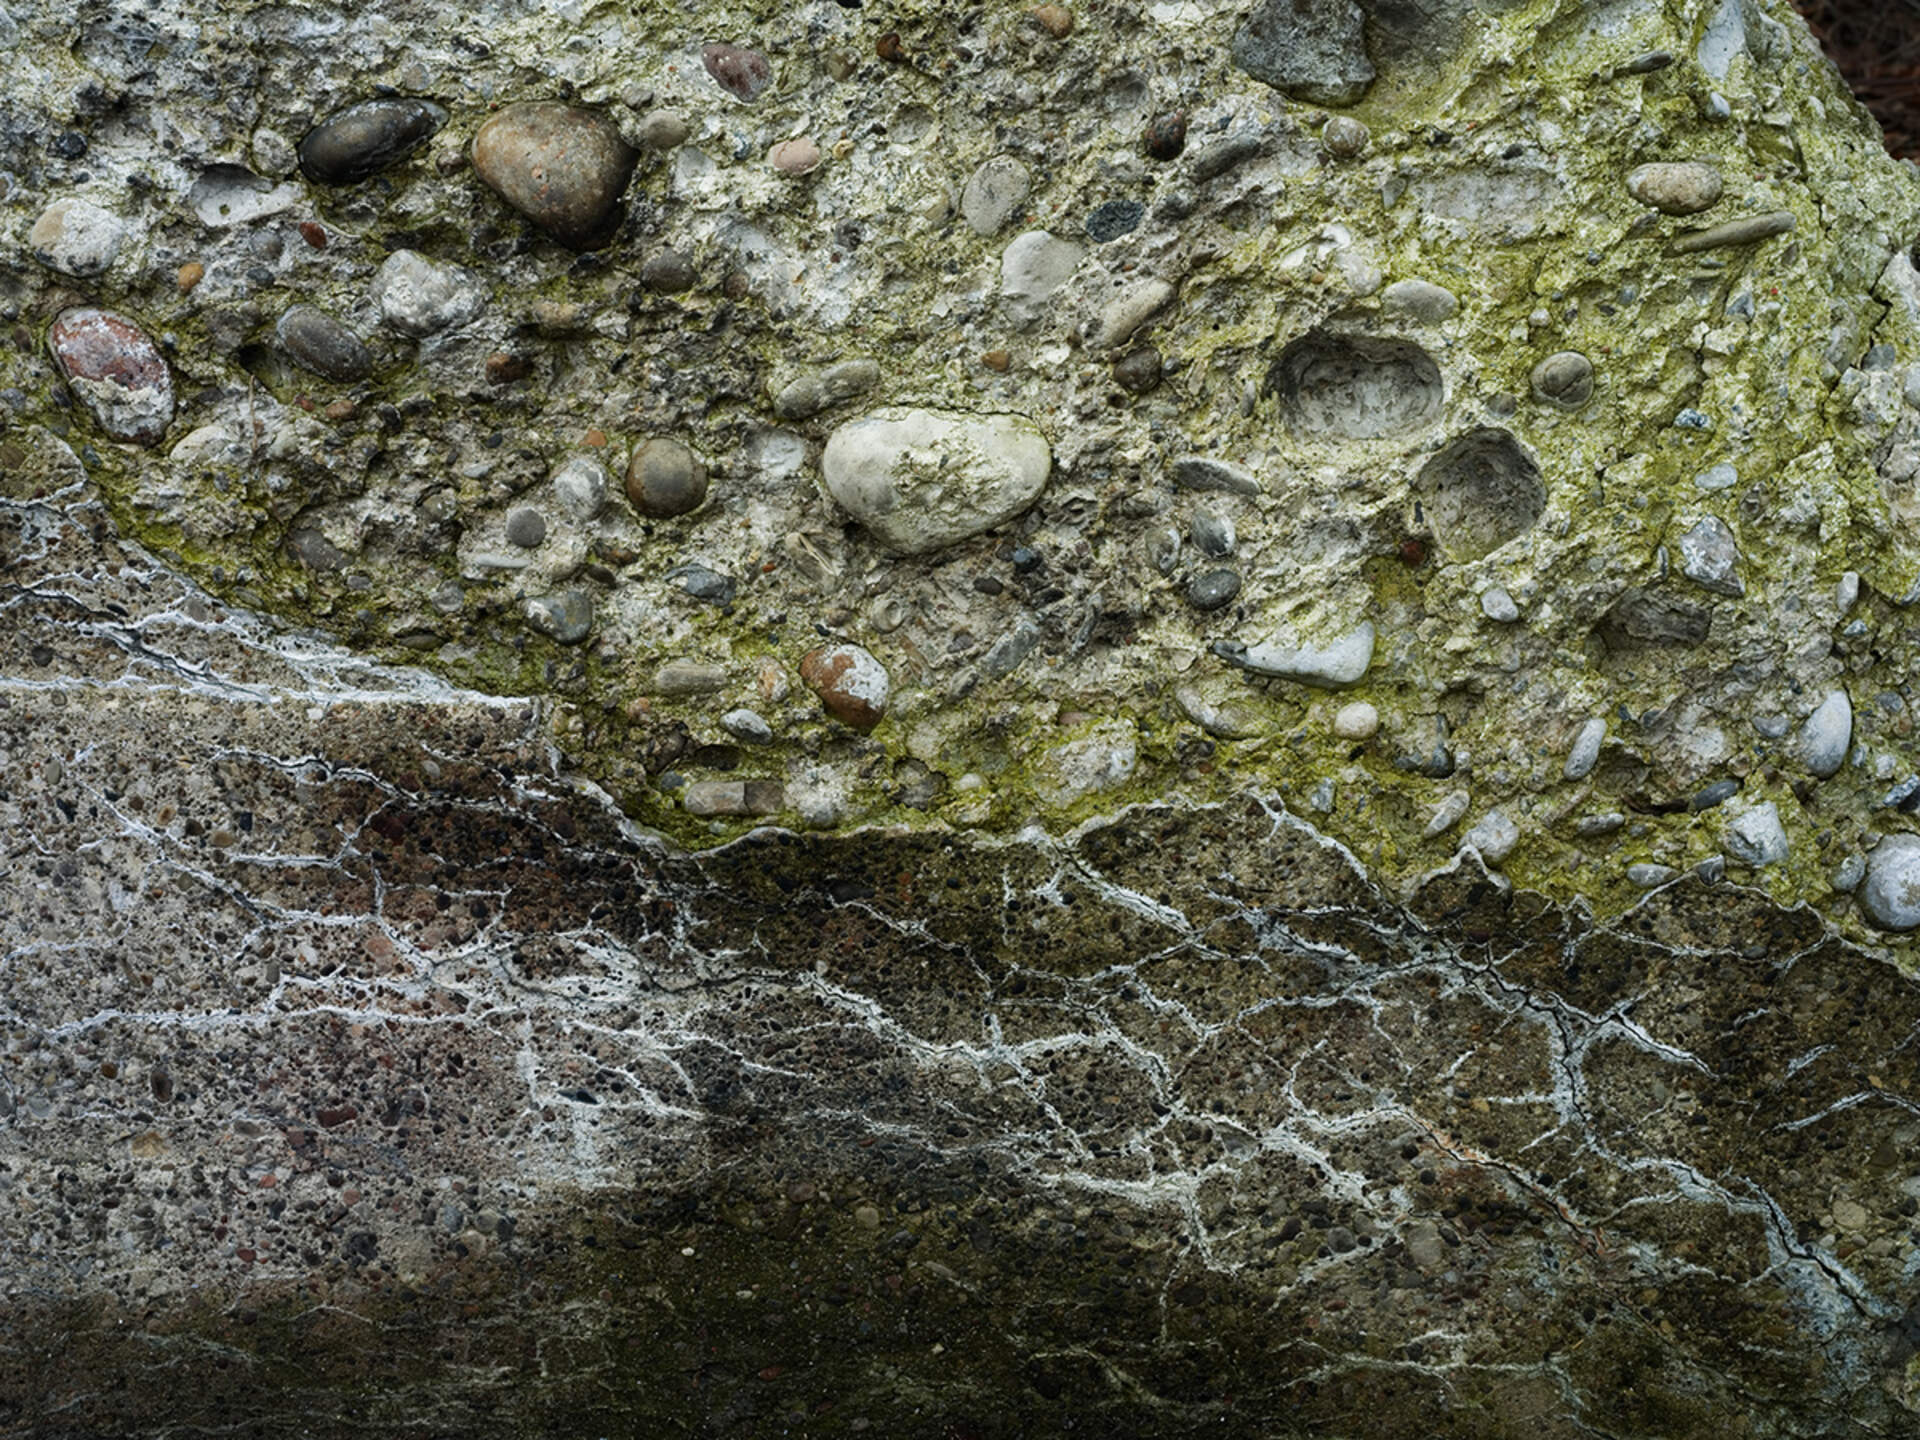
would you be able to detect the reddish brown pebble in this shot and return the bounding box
[703,43,774,102]
[323,398,357,422]
[485,351,531,384]
[47,307,174,446]
[800,643,890,730]
[176,262,205,293]
[875,32,909,64]
[1144,111,1187,161]
[471,102,639,250]
[298,220,328,249]
[1030,4,1074,37]
[981,349,1011,372]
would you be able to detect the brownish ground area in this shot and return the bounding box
[1796,0,1920,156]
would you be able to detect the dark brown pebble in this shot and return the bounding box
[485,351,531,384]
[299,98,448,185]
[1113,347,1162,393]
[276,306,373,382]
[1144,111,1187,161]
[876,32,909,64]
[626,438,709,517]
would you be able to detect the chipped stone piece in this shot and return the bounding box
[721,709,773,744]
[1678,516,1743,596]
[1171,456,1261,496]
[774,360,880,420]
[1628,862,1678,888]
[1463,810,1520,863]
[372,249,487,337]
[1480,586,1521,623]
[30,198,124,277]
[683,780,784,817]
[524,588,593,644]
[1215,622,1374,688]
[1231,0,1373,106]
[962,156,1032,236]
[1000,230,1087,327]
[552,456,609,520]
[1424,790,1471,839]
[1724,801,1789,868]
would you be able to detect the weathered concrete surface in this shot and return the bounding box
[7,0,1920,1433]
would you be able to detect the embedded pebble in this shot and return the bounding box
[1112,347,1162,393]
[1831,852,1867,893]
[1669,211,1795,254]
[1424,790,1471,839]
[1034,725,1138,809]
[1800,689,1852,779]
[1030,4,1074,37]
[1691,779,1740,811]
[524,589,593,644]
[641,249,698,293]
[1091,277,1176,348]
[1171,455,1261,497]
[277,306,373,382]
[1143,112,1187,161]
[703,44,774,102]
[655,661,728,696]
[1381,280,1458,323]
[1187,568,1242,611]
[800,644,890,729]
[1231,0,1374,106]
[471,102,639,250]
[299,99,447,184]
[774,359,880,420]
[30,198,125,277]
[1190,508,1235,558]
[683,780,784,818]
[982,618,1042,680]
[1626,161,1724,215]
[552,456,609,520]
[1332,701,1378,740]
[1724,801,1789,868]
[1628,863,1678,888]
[1574,813,1625,837]
[1215,621,1374,688]
[505,508,547,549]
[1531,351,1594,409]
[1479,586,1520,623]
[1694,462,1738,491]
[1678,516,1743,596]
[636,108,690,149]
[721,709,774,744]
[768,137,821,175]
[1564,718,1606,780]
[1085,200,1144,243]
[47,307,174,446]
[672,565,735,604]
[999,230,1085,326]
[371,250,487,338]
[627,439,709,518]
[1859,833,1920,930]
[819,407,1051,555]
[962,156,1032,236]
[1321,115,1369,158]
[1464,810,1520,863]
[1146,527,1181,575]
[1174,684,1260,739]
[1837,571,1861,613]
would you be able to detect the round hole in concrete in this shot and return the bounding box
[1269,332,1443,440]
[1414,428,1545,561]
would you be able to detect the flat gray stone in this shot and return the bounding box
[1464,809,1520,863]
[372,249,487,338]
[962,156,1031,236]
[773,359,880,420]
[524,588,593,644]
[1564,718,1607,780]
[1171,455,1261,496]
[1678,516,1743,596]
[1000,230,1087,328]
[1381,279,1459,323]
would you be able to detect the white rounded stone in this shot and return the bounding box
[820,407,1052,555]
[1860,834,1920,931]
[1332,701,1379,740]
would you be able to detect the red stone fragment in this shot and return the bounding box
[703,43,773,102]
[47,307,174,446]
